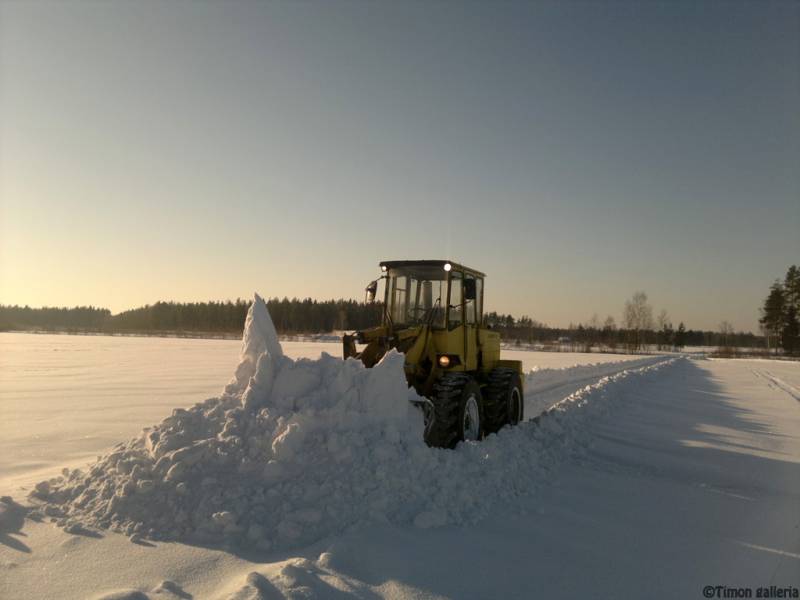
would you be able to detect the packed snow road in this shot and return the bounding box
[2,355,798,599]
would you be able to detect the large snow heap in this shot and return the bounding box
[29,294,622,550]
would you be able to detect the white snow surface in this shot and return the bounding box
[26,296,669,552]
[2,325,799,598]
[6,303,799,599]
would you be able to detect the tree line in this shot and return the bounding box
[0,294,764,351]
[485,292,762,353]
[0,305,111,331]
[0,298,382,335]
[759,265,800,355]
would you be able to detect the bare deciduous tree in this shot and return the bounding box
[718,320,735,350]
[623,291,653,352]
[657,309,673,350]
[601,315,617,349]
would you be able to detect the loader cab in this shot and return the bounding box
[378,260,484,333]
[381,264,447,329]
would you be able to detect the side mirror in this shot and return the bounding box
[464,278,477,301]
[365,279,378,303]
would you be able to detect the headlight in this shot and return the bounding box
[438,355,451,368]
[443,263,452,272]
[381,265,388,272]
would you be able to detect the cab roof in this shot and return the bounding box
[378,260,486,278]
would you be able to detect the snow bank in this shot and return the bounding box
[521,355,666,417]
[524,356,665,393]
[29,294,676,551]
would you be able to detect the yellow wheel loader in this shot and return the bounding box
[343,260,524,448]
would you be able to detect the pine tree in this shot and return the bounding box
[782,305,799,355]
[663,321,674,350]
[784,265,800,312]
[674,322,686,349]
[760,281,786,355]
[656,309,672,350]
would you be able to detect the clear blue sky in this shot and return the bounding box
[1,1,798,332]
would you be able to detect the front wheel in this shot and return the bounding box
[484,368,524,434]
[425,374,484,448]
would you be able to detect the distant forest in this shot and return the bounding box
[0,297,764,350]
[0,298,378,336]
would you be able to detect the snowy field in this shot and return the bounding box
[1,312,799,600]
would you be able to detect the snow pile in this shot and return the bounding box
[29,294,675,550]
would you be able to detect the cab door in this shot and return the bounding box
[464,274,482,370]
[446,271,465,368]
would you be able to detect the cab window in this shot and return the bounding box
[386,266,447,328]
[448,271,463,328]
[475,277,483,325]
[465,275,483,325]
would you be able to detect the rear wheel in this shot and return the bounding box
[424,373,484,448]
[484,368,524,434]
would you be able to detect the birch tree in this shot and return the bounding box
[623,291,653,352]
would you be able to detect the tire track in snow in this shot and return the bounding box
[751,369,800,402]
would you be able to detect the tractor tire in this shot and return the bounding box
[424,373,484,449]
[483,368,524,434]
